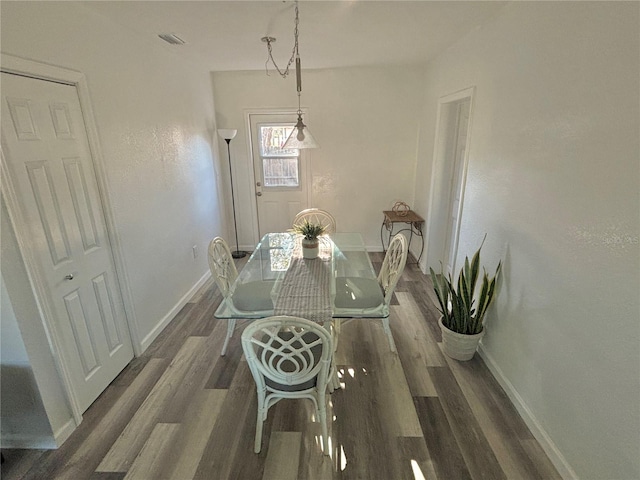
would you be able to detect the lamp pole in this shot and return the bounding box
[218,129,247,258]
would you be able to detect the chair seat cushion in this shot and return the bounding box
[262,331,322,392]
[232,281,274,312]
[334,277,384,309]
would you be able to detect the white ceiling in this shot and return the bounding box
[81,1,508,71]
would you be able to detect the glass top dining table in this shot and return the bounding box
[214,232,387,321]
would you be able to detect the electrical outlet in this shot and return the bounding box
[192,245,198,259]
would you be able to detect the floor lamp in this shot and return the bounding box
[218,129,247,258]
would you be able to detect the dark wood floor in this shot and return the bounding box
[1,253,561,480]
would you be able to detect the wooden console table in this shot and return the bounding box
[380,210,425,263]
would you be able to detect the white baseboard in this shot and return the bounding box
[54,417,77,447]
[0,415,76,449]
[477,345,578,480]
[1,431,57,449]
[139,271,211,353]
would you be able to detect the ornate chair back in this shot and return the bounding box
[208,237,238,298]
[293,208,336,234]
[241,315,333,454]
[378,233,409,305]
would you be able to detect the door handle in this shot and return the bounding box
[256,192,263,196]
[64,274,75,280]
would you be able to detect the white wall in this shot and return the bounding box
[414,2,639,479]
[212,66,423,252]
[1,1,225,442]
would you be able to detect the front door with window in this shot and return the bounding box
[249,113,309,236]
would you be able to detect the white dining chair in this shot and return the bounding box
[292,208,336,234]
[241,316,333,454]
[333,233,408,352]
[208,237,273,355]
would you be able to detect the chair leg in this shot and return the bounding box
[332,319,341,352]
[382,318,397,352]
[254,391,266,453]
[318,397,330,456]
[221,318,236,356]
[254,412,264,453]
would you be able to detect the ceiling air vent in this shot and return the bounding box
[158,33,186,45]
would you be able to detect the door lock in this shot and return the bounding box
[256,192,263,196]
[64,274,74,280]
[256,182,262,187]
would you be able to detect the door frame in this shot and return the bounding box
[423,86,475,275]
[0,53,141,423]
[244,108,312,244]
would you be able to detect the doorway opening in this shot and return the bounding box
[424,87,475,276]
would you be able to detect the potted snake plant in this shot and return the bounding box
[292,220,326,259]
[430,240,501,360]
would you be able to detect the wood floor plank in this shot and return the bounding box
[192,383,256,479]
[521,439,564,480]
[122,423,180,480]
[332,356,404,480]
[413,395,473,480]
[143,303,196,359]
[166,389,228,480]
[112,356,151,387]
[407,280,443,342]
[269,397,315,433]
[389,294,443,396]
[262,432,302,480]
[226,390,274,480]
[396,436,438,480]
[394,292,446,366]
[429,366,507,480]
[367,322,424,437]
[443,348,555,479]
[89,473,126,480]
[0,449,46,480]
[295,411,336,480]
[460,353,536,440]
[161,335,222,423]
[188,277,214,304]
[194,362,264,479]
[21,358,169,480]
[185,288,223,337]
[97,337,208,472]
[204,322,245,389]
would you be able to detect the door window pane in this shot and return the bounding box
[259,126,298,157]
[262,157,299,187]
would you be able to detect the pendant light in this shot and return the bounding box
[262,0,319,149]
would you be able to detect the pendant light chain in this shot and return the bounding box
[263,1,300,79]
[262,0,319,148]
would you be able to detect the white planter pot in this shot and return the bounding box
[438,317,485,361]
[301,238,319,259]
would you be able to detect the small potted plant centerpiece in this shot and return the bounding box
[430,239,502,361]
[293,220,326,259]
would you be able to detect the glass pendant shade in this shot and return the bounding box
[283,114,319,149]
[217,129,237,141]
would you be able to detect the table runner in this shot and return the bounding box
[274,238,332,324]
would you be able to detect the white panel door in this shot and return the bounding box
[249,113,310,236]
[1,73,134,412]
